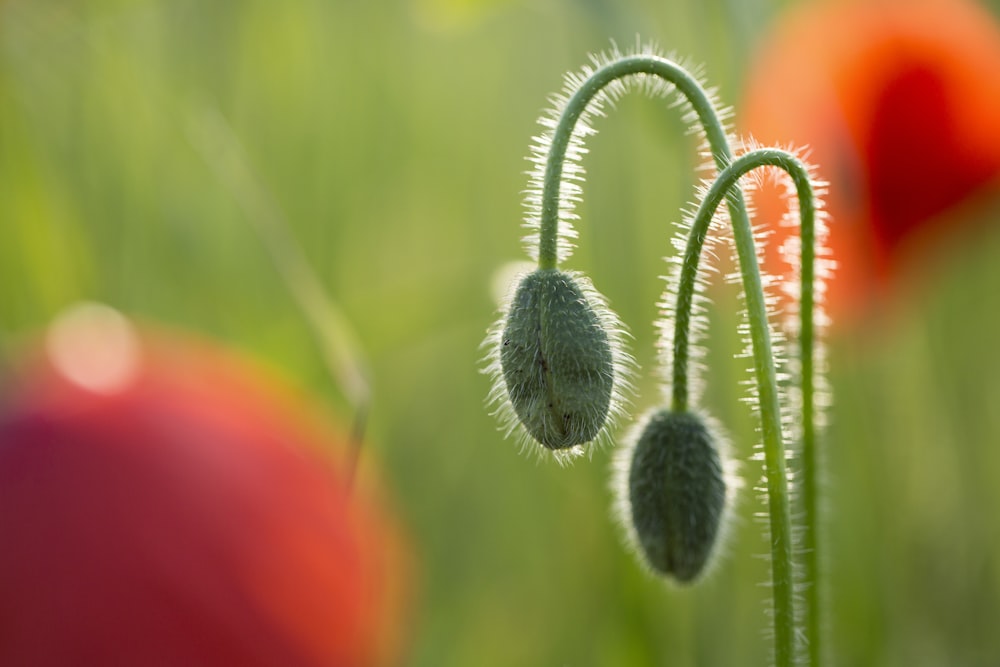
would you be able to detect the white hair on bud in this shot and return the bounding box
[610,407,742,584]
[482,269,636,465]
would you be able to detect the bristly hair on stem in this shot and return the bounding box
[661,143,830,666]
[738,139,835,667]
[484,41,833,667]
[522,40,732,269]
[520,42,812,665]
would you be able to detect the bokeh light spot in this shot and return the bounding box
[45,301,141,395]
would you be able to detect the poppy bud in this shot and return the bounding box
[616,408,733,583]
[496,269,617,451]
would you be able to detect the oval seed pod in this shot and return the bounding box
[618,408,732,583]
[499,268,615,450]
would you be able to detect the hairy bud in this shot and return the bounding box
[616,409,733,583]
[494,268,617,450]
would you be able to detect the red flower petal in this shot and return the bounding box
[0,308,408,666]
[742,0,1000,322]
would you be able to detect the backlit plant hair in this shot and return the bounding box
[651,145,830,666]
[484,43,829,666]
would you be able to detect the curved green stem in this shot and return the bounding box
[674,147,817,666]
[536,55,740,272]
[537,55,808,666]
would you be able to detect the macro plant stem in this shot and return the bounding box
[529,53,821,666]
[536,55,738,272]
[674,147,818,667]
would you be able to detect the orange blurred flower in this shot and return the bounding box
[0,304,408,666]
[742,0,1000,323]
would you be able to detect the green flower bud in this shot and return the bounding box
[487,268,628,453]
[615,408,733,583]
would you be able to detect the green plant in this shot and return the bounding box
[485,44,829,666]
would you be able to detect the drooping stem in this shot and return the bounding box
[536,55,805,665]
[536,55,740,272]
[674,147,818,666]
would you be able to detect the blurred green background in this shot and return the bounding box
[3,0,1000,665]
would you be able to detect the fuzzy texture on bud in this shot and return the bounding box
[498,268,615,450]
[615,408,733,583]
[484,266,634,461]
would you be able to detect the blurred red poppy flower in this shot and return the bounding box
[0,303,408,666]
[742,0,1000,322]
